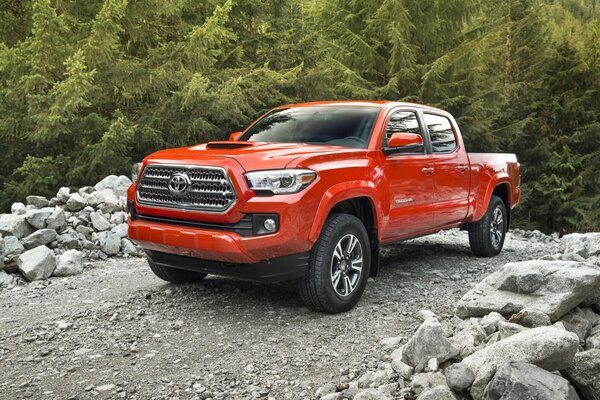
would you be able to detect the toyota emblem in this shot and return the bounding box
[168,173,191,195]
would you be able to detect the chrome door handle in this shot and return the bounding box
[422,167,434,175]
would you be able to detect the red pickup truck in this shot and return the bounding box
[127,101,520,313]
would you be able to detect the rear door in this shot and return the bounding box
[380,108,436,239]
[422,112,470,227]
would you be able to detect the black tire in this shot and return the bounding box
[468,195,507,257]
[147,260,207,283]
[299,213,371,313]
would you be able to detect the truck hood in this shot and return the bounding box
[145,141,365,171]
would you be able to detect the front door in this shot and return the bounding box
[379,109,436,240]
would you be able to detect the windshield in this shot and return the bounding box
[240,106,381,149]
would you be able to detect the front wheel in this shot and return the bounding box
[299,213,371,313]
[468,195,507,257]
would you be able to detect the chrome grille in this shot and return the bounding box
[136,165,237,212]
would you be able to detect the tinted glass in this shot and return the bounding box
[240,106,381,149]
[384,111,424,153]
[424,113,457,153]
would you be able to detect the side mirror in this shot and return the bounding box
[385,132,423,153]
[229,131,243,141]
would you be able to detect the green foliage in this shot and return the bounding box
[0,0,599,233]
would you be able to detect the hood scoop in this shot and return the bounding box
[206,141,254,150]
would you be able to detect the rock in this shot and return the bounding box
[445,362,475,392]
[90,212,110,231]
[21,229,57,250]
[95,175,130,191]
[587,325,600,350]
[402,319,459,370]
[497,321,528,340]
[0,214,35,239]
[53,249,84,276]
[25,207,54,229]
[571,307,600,328]
[17,246,56,281]
[26,195,49,208]
[563,232,600,259]
[120,238,137,256]
[462,327,579,399]
[417,385,459,400]
[56,187,70,203]
[512,308,552,328]
[410,372,446,396]
[45,207,66,232]
[98,231,120,255]
[391,357,414,380]
[315,383,337,398]
[418,309,440,322]
[483,362,579,400]
[4,236,24,256]
[563,349,600,400]
[110,223,128,239]
[66,193,87,211]
[98,189,121,214]
[560,312,591,342]
[455,260,600,322]
[354,389,390,400]
[110,211,126,225]
[95,384,116,392]
[11,202,26,215]
[450,324,487,358]
[79,186,94,196]
[481,312,506,335]
[370,366,394,387]
[56,231,80,249]
[0,270,14,286]
[86,191,105,207]
[76,225,94,240]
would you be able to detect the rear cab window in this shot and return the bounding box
[423,113,457,153]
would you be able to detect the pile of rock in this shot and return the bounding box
[0,175,142,284]
[315,233,600,400]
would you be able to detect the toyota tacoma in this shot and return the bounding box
[127,101,521,313]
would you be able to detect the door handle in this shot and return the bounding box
[456,165,469,173]
[421,167,434,175]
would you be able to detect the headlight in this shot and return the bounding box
[131,162,142,182]
[245,169,317,194]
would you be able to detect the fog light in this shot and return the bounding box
[263,218,277,232]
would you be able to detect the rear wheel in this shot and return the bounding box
[299,213,371,313]
[148,260,207,283]
[468,195,507,257]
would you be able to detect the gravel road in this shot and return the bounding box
[0,230,558,400]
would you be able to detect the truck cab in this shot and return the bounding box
[127,101,521,313]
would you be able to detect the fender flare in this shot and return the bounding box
[473,174,513,222]
[308,181,382,243]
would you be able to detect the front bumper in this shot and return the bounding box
[146,249,310,283]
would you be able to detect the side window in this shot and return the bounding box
[424,113,457,153]
[384,111,424,153]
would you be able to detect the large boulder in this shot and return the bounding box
[25,207,54,229]
[483,362,579,400]
[53,249,83,277]
[402,319,459,370]
[563,349,600,400]
[21,229,57,250]
[461,327,579,399]
[0,214,34,239]
[455,260,600,321]
[17,246,56,281]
